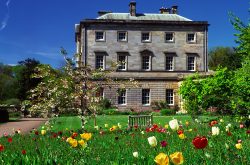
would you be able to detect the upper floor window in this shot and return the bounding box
[142,56,151,71]
[118,31,127,42]
[166,56,174,71]
[118,89,126,105]
[166,89,174,105]
[187,56,195,71]
[95,31,105,41]
[165,32,174,42]
[187,33,196,43]
[142,89,150,105]
[117,55,127,71]
[96,55,105,70]
[141,32,151,42]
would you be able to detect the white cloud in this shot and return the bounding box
[0,0,11,31]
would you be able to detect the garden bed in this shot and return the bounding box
[0,115,249,164]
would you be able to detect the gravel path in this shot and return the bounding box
[0,118,47,137]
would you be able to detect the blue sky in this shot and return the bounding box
[0,0,249,68]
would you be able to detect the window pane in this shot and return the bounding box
[166,89,174,105]
[118,89,126,105]
[142,32,150,41]
[187,56,195,71]
[166,33,174,42]
[96,32,104,40]
[96,55,104,69]
[118,55,126,70]
[166,56,173,71]
[142,89,150,105]
[187,33,195,42]
[142,56,150,70]
[118,32,127,41]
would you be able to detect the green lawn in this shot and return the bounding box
[49,115,219,132]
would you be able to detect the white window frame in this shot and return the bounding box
[95,31,105,41]
[117,55,127,71]
[95,55,105,70]
[118,89,126,105]
[166,55,174,71]
[165,32,174,42]
[142,56,151,71]
[187,33,196,43]
[117,31,127,42]
[166,89,174,105]
[142,89,150,105]
[187,55,196,71]
[141,32,151,42]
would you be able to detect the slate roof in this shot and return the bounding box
[97,13,192,21]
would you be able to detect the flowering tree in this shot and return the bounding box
[25,48,138,128]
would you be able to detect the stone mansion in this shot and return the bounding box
[75,2,209,111]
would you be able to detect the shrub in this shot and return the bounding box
[160,109,175,115]
[102,109,118,115]
[2,98,20,106]
[100,98,112,109]
[0,108,9,123]
[151,100,169,110]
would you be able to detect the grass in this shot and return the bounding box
[49,115,219,132]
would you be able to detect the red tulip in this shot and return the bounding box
[192,136,208,149]
[160,141,168,147]
[22,150,26,155]
[0,144,4,152]
[8,137,12,143]
[177,130,184,135]
[35,131,39,135]
[209,120,218,127]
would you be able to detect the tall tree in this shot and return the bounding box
[17,58,41,101]
[208,47,241,70]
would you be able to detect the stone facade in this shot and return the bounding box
[75,2,208,111]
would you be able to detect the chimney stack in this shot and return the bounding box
[159,7,171,14]
[171,5,178,14]
[129,1,136,16]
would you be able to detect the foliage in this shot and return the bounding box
[17,58,41,101]
[231,57,250,115]
[99,98,112,109]
[24,48,138,127]
[0,63,19,103]
[1,98,20,106]
[160,108,176,115]
[208,47,241,70]
[229,12,250,60]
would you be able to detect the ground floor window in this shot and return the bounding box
[166,89,174,105]
[142,89,150,105]
[118,89,126,105]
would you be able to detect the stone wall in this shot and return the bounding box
[103,80,179,111]
[85,24,206,72]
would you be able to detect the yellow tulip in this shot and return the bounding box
[169,152,184,165]
[41,130,46,135]
[178,133,185,140]
[154,153,169,165]
[66,137,73,143]
[235,143,242,150]
[78,140,86,148]
[164,124,169,129]
[70,139,78,148]
[80,133,92,141]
